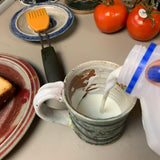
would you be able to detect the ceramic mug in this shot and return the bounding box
[33,61,137,145]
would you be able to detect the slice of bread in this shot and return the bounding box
[0,76,16,107]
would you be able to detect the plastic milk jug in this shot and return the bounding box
[117,43,160,155]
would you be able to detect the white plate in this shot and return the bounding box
[0,54,40,159]
[10,2,74,41]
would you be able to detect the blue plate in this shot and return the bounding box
[10,2,74,41]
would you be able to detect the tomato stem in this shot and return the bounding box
[139,0,160,26]
[146,0,155,13]
[101,0,114,6]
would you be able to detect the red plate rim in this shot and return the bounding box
[0,54,40,159]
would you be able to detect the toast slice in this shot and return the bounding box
[0,76,16,107]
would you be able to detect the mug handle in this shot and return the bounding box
[33,81,69,126]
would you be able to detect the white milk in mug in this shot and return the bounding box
[75,93,122,119]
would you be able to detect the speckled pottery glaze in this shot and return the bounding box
[65,0,100,14]
[68,110,128,145]
[19,0,58,5]
[33,61,137,145]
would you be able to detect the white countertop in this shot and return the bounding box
[0,0,15,15]
[0,1,160,159]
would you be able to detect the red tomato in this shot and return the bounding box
[127,5,160,41]
[94,0,128,33]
